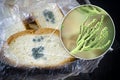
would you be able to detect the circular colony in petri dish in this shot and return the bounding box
[61,4,115,60]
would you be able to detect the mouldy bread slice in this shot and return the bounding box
[32,3,64,30]
[3,28,75,69]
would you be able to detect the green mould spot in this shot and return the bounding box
[43,9,55,24]
[33,39,36,42]
[33,36,44,42]
[37,38,41,42]
[32,46,44,59]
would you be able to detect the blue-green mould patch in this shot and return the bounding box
[43,9,55,23]
[33,36,44,42]
[32,46,44,59]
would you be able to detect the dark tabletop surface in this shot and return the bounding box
[90,1,120,80]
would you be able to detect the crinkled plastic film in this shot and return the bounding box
[0,0,103,80]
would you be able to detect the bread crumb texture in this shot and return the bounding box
[4,29,74,68]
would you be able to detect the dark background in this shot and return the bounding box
[67,0,120,80]
[89,0,120,80]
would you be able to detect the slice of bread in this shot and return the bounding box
[32,3,64,30]
[3,28,75,68]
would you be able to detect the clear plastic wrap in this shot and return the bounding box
[0,0,103,80]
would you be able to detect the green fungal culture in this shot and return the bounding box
[70,15,111,54]
[77,5,106,15]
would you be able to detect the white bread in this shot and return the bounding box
[3,28,74,68]
[32,3,63,30]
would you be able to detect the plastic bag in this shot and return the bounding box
[0,0,103,80]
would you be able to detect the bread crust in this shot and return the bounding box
[7,28,59,44]
[4,28,75,69]
[3,55,75,69]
